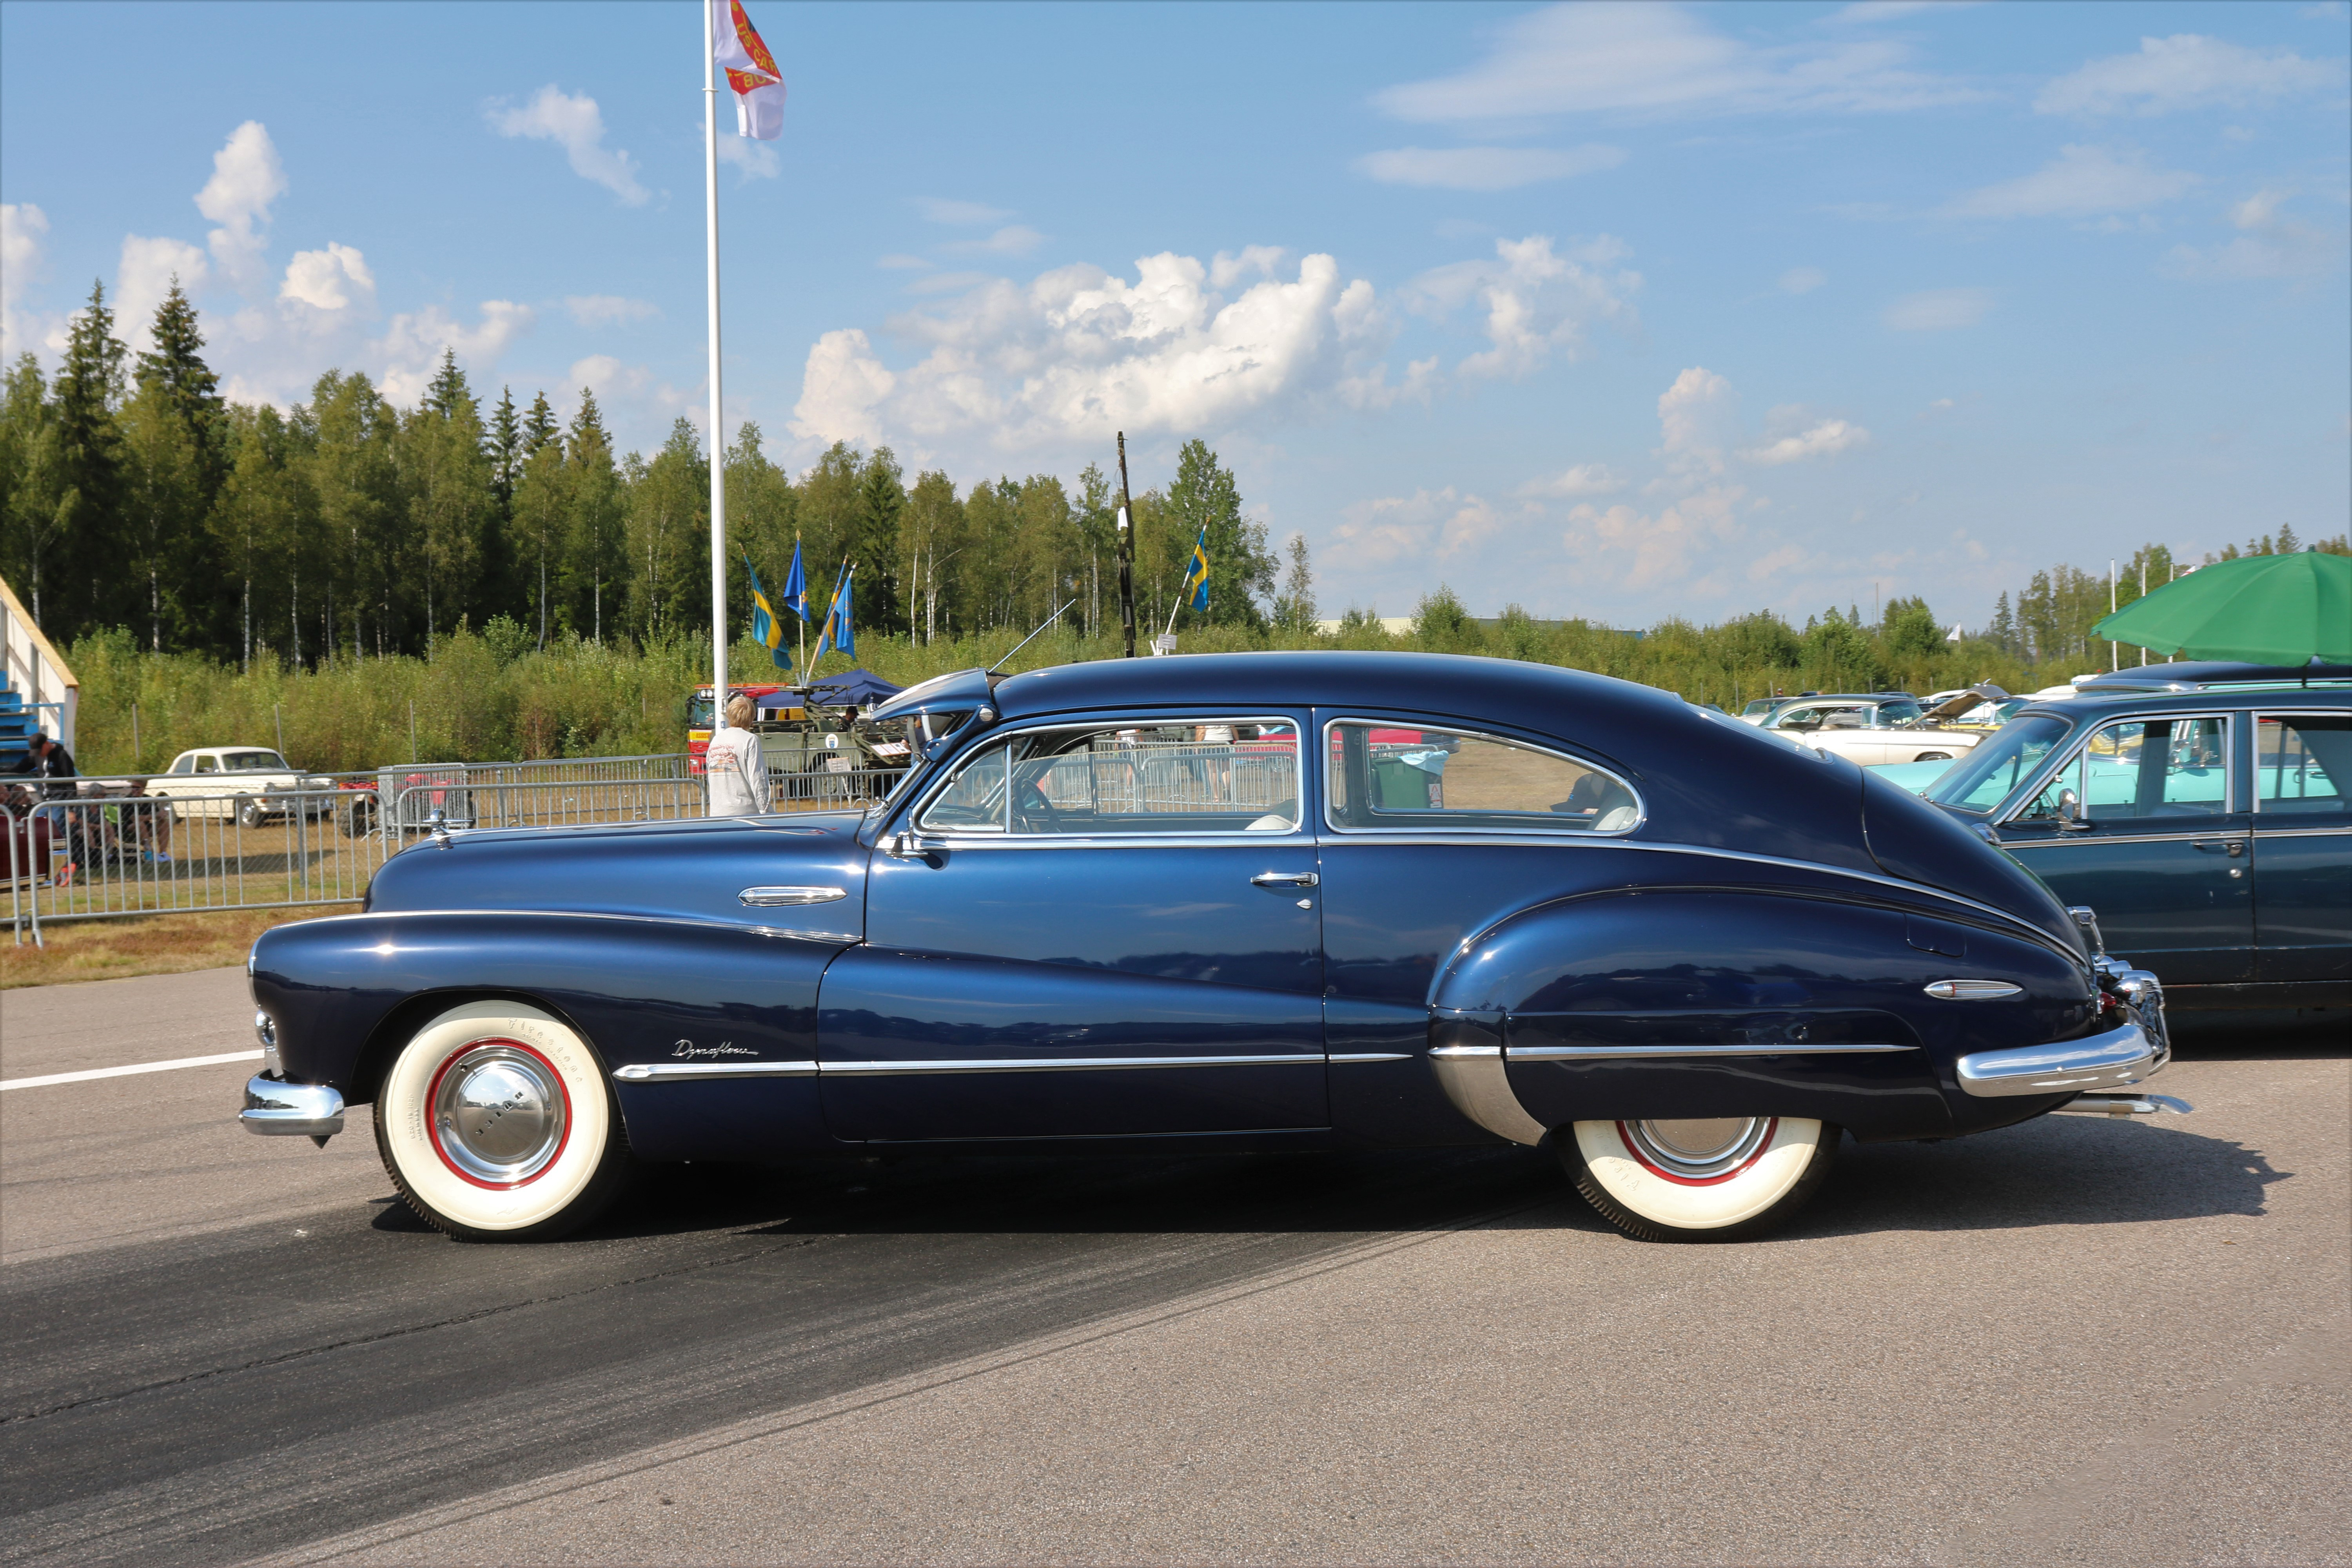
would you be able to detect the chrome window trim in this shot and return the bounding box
[2250,825,2352,838]
[1328,1052,1412,1064]
[818,1053,1321,1077]
[2251,710,2352,816]
[1318,715,1646,840]
[2001,831,2244,849]
[1995,710,2237,827]
[909,713,1309,844]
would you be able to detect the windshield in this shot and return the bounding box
[869,709,978,815]
[686,693,714,729]
[1925,714,2072,813]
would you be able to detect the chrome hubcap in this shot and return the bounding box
[1622,1117,1772,1180]
[431,1043,567,1185]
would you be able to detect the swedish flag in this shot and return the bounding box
[781,539,808,621]
[744,554,791,670]
[817,566,856,658]
[1180,525,1211,613]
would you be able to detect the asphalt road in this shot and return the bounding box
[1,966,2345,1567]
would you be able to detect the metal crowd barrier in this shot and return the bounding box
[5,755,907,935]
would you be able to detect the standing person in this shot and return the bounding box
[703,694,769,817]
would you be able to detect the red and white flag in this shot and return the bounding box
[711,0,784,140]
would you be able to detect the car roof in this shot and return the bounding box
[2016,684,2352,727]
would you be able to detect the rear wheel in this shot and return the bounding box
[374,1002,632,1242]
[1561,1117,1839,1243]
[234,794,263,829]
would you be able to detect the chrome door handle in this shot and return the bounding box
[1250,871,1319,887]
[2190,840,2246,857]
[739,886,848,906]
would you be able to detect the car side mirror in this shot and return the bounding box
[882,831,923,860]
[2056,788,2092,832]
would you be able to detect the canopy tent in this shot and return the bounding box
[2092,551,2352,665]
[800,669,904,711]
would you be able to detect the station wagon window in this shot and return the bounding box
[2256,715,2351,813]
[916,720,1301,837]
[1324,721,1639,834]
[2018,715,2230,823]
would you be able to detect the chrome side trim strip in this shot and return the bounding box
[818,1053,1321,1077]
[2250,826,2352,838]
[1956,1021,2159,1097]
[613,1061,818,1081]
[747,926,862,944]
[1508,1042,1916,1061]
[1328,1052,1412,1063]
[1925,979,2024,1000]
[739,886,848,907]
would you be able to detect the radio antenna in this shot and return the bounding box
[991,599,1077,674]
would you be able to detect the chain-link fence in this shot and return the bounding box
[7,753,905,942]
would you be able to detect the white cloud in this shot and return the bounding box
[1942,143,2196,218]
[1376,1,1978,122]
[1356,144,1626,191]
[2,203,52,361]
[2160,189,2342,280]
[279,243,376,314]
[1211,247,1289,289]
[1516,463,1624,498]
[791,249,1395,454]
[1884,287,1993,330]
[374,301,534,404]
[904,270,995,296]
[1778,265,1828,294]
[716,136,780,180]
[944,225,1045,258]
[565,294,659,327]
[1403,234,1640,380]
[489,87,648,205]
[1657,366,1735,472]
[569,354,652,399]
[915,198,1013,226]
[115,235,210,351]
[1330,486,1512,565]
[1741,417,1870,465]
[194,121,286,288]
[2037,34,2341,116]
[1563,483,1751,593]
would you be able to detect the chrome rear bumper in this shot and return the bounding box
[240,1075,345,1137]
[1956,1019,2167,1098]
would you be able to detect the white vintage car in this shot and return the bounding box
[146,747,334,827]
[1760,694,1991,768]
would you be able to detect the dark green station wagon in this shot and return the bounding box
[1918,663,2350,1011]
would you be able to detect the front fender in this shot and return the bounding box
[249,911,853,1158]
[1429,889,2095,1140]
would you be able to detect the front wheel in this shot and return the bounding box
[1560,1117,1839,1243]
[374,1002,633,1241]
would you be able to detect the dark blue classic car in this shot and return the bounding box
[241,653,2181,1245]
[1916,664,2351,1009]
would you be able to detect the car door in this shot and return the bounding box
[821,713,1326,1141]
[1996,712,2252,984]
[2252,711,2352,984]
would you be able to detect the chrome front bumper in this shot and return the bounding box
[240,1075,345,1137]
[1956,1018,2168,1098]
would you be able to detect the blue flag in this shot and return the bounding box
[781,539,808,621]
[1180,525,1211,613]
[818,567,855,658]
[744,555,791,670]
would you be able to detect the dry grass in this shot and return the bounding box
[0,905,358,990]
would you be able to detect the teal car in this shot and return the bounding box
[1917,663,2351,1008]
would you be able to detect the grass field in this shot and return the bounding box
[1,905,358,990]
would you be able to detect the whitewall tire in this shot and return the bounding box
[375,1001,632,1242]
[1562,1116,1838,1243]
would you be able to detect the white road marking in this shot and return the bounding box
[0,1050,263,1092]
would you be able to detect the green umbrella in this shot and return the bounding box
[2093,550,2352,664]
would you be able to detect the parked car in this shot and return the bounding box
[146,747,334,827]
[1750,694,1988,767]
[1917,662,2350,1009]
[242,653,2177,1245]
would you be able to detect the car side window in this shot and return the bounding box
[918,720,1301,837]
[2257,715,2350,813]
[1325,721,1639,834]
[194,755,218,774]
[2027,716,2230,822]
[169,755,194,775]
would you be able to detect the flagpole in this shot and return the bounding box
[704,0,730,731]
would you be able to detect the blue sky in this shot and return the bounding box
[4,0,2346,628]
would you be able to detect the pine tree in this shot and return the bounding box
[522,391,559,455]
[404,351,490,652]
[48,281,129,637]
[563,390,622,643]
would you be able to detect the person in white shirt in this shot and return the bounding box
[704,694,770,817]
